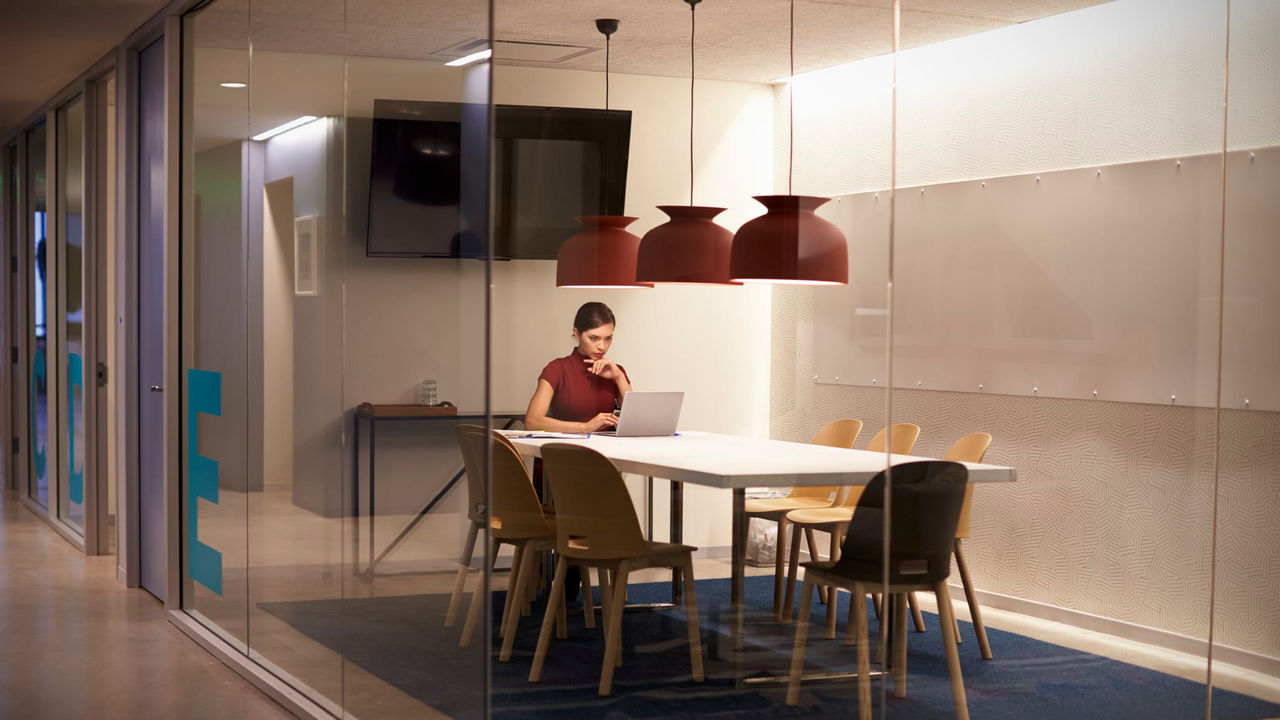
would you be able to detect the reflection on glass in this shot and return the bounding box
[180,4,250,652]
[59,95,86,532]
[27,121,50,509]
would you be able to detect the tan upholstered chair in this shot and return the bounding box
[781,423,921,626]
[941,432,994,658]
[529,443,704,696]
[452,426,582,657]
[744,419,862,619]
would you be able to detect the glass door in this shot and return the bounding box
[58,94,87,534]
[26,121,51,509]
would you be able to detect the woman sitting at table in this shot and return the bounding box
[525,301,632,433]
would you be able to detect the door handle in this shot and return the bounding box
[150,385,164,393]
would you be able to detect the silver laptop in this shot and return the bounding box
[595,391,684,437]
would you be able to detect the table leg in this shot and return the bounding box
[369,418,377,570]
[646,476,654,540]
[732,487,746,681]
[352,414,361,575]
[671,480,683,605]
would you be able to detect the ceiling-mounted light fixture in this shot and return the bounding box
[446,48,492,67]
[636,0,739,285]
[219,81,247,89]
[251,115,320,141]
[557,19,652,289]
[729,0,848,285]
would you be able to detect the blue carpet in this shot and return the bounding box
[259,575,1280,719]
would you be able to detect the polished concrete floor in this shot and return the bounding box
[0,489,295,720]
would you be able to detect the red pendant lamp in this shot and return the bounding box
[729,0,848,285]
[557,19,652,288]
[636,0,740,285]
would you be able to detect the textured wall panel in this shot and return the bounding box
[807,149,1280,410]
[772,285,1280,660]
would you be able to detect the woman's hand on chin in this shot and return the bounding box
[583,412,619,433]
[584,356,621,380]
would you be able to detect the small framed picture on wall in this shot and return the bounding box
[294,214,320,296]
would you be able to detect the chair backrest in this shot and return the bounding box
[456,425,551,538]
[843,423,922,508]
[540,443,649,559]
[788,419,863,501]
[864,423,921,455]
[835,460,968,585]
[943,432,992,539]
[811,419,862,449]
[455,424,489,522]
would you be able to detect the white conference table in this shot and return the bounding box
[505,430,1017,680]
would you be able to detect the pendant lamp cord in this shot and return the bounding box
[689,1,696,206]
[605,30,611,210]
[788,0,794,195]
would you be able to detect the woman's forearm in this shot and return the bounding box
[524,413,585,433]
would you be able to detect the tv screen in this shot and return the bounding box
[366,100,631,259]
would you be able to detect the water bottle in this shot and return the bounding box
[418,379,438,406]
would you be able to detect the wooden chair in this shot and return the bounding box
[941,432,994,658]
[780,423,920,625]
[744,419,862,619]
[786,461,970,720]
[453,426,584,657]
[529,443,704,696]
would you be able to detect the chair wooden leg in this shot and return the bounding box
[893,592,908,698]
[845,592,858,645]
[935,582,969,720]
[825,584,839,639]
[459,537,495,648]
[500,544,536,662]
[681,555,704,682]
[954,539,992,659]
[608,566,622,668]
[785,579,816,705]
[773,516,788,620]
[582,563,596,629]
[854,582,872,720]
[444,521,479,627]
[556,571,568,640]
[908,591,926,633]
[876,594,888,666]
[522,553,537,616]
[825,526,844,614]
[873,593,882,620]
[782,523,804,622]
[599,561,631,696]
[500,543,525,639]
[528,557,569,683]
[597,566,613,638]
[804,528,829,604]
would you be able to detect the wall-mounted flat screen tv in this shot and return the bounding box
[366,99,631,259]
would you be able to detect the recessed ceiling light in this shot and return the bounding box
[445,48,492,67]
[219,82,247,88]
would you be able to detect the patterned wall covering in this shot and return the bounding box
[771,285,1280,661]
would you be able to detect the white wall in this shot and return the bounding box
[261,178,294,491]
[337,59,775,548]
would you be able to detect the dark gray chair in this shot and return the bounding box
[785,460,970,720]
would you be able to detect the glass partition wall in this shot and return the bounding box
[174,0,1280,718]
[6,79,104,548]
[181,0,492,717]
[1213,0,1280,712]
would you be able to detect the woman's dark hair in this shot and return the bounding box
[573,302,616,333]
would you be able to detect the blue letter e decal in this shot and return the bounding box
[187,369,223,595]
